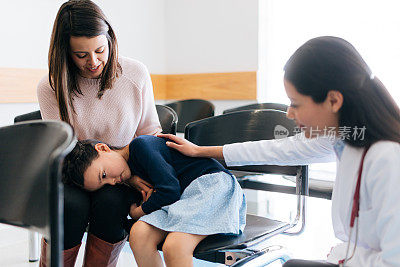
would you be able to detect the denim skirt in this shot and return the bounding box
[139,171,246,235]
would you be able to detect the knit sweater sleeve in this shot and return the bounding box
[128,60,161,136]
[36,75,61,120]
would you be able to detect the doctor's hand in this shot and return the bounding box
[157,133,200,157]
[126,175,153,194]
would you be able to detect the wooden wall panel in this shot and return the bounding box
[150,74,167,99]
[0,68,256,103]
[166,72,256,100]
[0,68,47,103]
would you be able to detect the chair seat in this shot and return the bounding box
[194,214,290,256]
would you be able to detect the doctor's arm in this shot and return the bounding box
[159,133,336,166]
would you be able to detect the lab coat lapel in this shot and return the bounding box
[331,144,364,242]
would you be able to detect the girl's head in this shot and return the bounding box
[62,140,131,191]
[49,0,121,123]
[284,36,400,146]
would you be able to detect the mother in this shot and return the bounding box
[37,1,161,266]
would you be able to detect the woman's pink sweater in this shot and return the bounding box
[37,57,161,147]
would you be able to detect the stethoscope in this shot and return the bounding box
[338,145,370,266]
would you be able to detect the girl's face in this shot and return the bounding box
[284,79,342,138]
[83,144,131,191]
[69,35,109,79]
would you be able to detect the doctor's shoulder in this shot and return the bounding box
[367,140,400,161]
[362,140,400,183]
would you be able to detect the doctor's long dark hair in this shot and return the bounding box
[284,36,400,147]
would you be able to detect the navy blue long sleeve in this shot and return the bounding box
[128,135,230,214]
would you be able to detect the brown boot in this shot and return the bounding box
[83,234,127,267]
[39,238,81,267]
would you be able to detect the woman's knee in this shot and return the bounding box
[63,184,90,248]
[64,185,90,219]
[91,185,136,216]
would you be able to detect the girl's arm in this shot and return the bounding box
[125,175,153,193]
[131,136,182,215]
[130,189,153,220]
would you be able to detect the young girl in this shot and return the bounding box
[37,1,161,266]
[158,36,400,267]
[62,135,246,267]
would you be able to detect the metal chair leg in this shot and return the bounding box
[231,246,291,267]
[28,231,40,262]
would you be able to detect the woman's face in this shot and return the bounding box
[69,35,109,79]
[284,79,341,138]
[83,144,131,191]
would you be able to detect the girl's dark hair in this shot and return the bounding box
[62,140,122,188]
[49,0,122,124]
[284,36,400,147]
[62,140,99,187]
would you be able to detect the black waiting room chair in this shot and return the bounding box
[185,110,309,266]
[14,110,42,123]
[13,104,178,263]
[223,102,288,114]
[0,121,76,267]
[166,99,215,132]
[155,104,178,135]
[223,104,334,200]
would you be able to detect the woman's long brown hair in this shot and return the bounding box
[48,0,121,123]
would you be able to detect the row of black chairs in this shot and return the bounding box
[164,99,289,133]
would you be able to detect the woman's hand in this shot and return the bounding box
[157,133,200,157]
[126,175,153,194]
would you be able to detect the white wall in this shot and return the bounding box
[258,0,400,104]
[95,0,167,73]
[0,0,167,72]
[0,0,258,73]
[165,0,258,74]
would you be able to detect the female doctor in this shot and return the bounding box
[158,36,400,266]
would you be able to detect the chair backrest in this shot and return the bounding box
[156,104,178,135]
[14,110,42,123]
[0,121,76,267]
[223,102,288,114]
[166,99,215,132]
[185,109,308,195]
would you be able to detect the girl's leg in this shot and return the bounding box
[162,232,207,267]
[129,221,168,267]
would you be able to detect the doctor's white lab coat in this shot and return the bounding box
[223,134,400,266]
